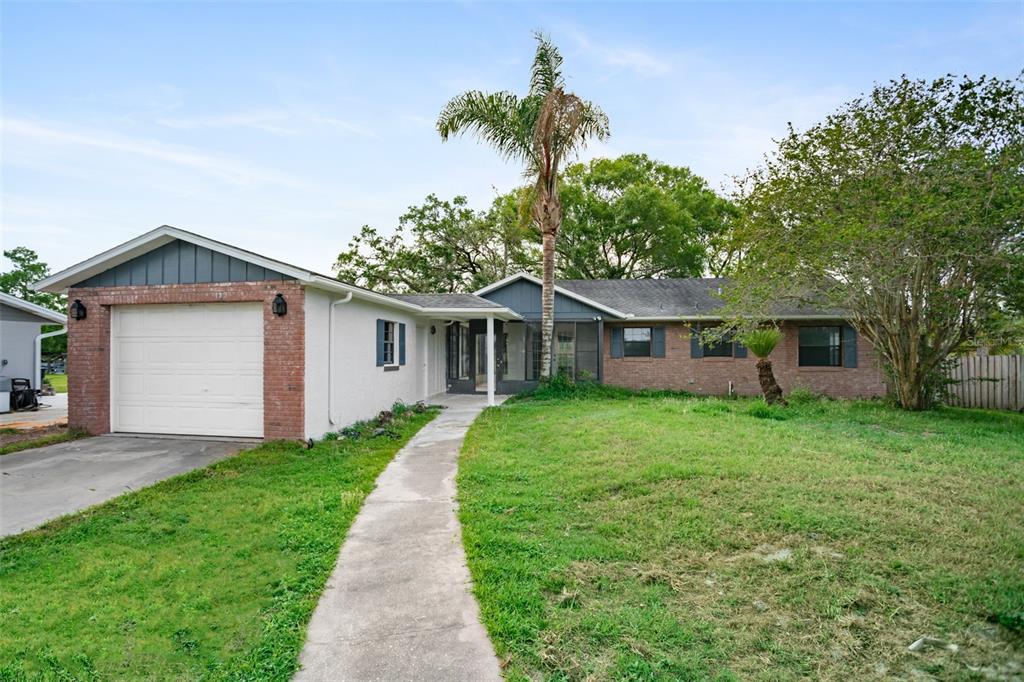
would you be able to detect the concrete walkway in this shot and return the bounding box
[295,394,503,682]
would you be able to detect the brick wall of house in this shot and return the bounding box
[65,281,305,439]
[602,321,887,399]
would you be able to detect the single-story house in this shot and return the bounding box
[0,292,67,390]
[36,226,885,441]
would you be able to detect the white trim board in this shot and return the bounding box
[0,292,66,323]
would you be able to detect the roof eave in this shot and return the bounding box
[0,293,67,324]
[614,314,848,322]
[418,307,522,321]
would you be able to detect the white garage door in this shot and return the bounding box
[111,303,264,437]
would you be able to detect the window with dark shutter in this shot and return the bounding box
[798,326,842,366]
[382,321,396,365]
[624,328,652,357]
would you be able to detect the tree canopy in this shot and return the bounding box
[0,247,63,311]
[334,155,734,292]
[557,153,738,279]
[334,193,538,293]
[722,73,1024,410]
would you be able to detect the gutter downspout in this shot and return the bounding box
[35,326,67,391]
[328,292,354,425]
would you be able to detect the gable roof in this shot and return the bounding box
[33,226,521,319]
[0,292,66,324]
[34,225,319,293]
[475,272,628,318]
[476,273,843,320]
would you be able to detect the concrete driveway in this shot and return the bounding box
[0,393,68,430]
[0,435,247,537]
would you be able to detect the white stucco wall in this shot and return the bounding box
[304,288,432,439]
[0,304,52,387]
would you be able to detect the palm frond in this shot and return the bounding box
[529,31,564,97]
[529,90,611,184]
[436,91,532,162]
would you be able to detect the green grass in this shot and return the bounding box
[0,409,438,680]
[458,395,1024,680]
[0,429,88,456]
[43,374,67,393]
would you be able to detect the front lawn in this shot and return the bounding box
[0,409,437,680]
[459,395,1024,680]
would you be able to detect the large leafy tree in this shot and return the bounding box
[557,153,738,279]
[438,32,609,378]
[334,194,537,293]
[724,74,1024,410]
[0,247,63,311]
[0,247,67,355]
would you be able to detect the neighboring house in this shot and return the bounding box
[36,226,885,441]
[0,292,67,389]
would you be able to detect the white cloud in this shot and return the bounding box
[156,110,375,138]
[155,111,299,136]
[568,28,672,77]
[1,118,304,187]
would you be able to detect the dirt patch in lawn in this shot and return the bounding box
[0,425,87,455]
[1,424,69,447]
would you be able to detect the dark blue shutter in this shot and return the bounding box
[399,323,406,365]
[842,324,857,367]
[652,327,666,357]
[376,319,385,366]
[610,327,624,358]
[734,334,748,358]
[690,324,703,358]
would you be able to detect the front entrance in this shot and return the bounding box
[446,319,602,394]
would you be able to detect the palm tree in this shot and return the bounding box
[437,33,609,378]
[739,328,787,405]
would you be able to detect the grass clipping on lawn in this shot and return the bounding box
[0,408,438,680]
[458,395,1024,681]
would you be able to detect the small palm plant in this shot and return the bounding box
[739,328,787,405]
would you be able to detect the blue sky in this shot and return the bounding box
[2,2,1021,276]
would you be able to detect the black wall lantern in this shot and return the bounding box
[272,293,287,316]
[430,325,436,335]
[70,299,87,321]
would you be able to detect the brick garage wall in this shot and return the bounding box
[602,321,887,399]
[66,281,305,439]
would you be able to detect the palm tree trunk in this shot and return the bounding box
[540,229,556,378]
[757,359,787,405]
[536,184,560,379]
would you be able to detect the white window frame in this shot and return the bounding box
[383,320,397,366]
[623,327,653,357]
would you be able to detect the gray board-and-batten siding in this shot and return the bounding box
[76,239,294,288]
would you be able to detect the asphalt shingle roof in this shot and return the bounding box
[388,293,505,309]
[557,278,838,318]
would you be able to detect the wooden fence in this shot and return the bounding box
[945,354,1023,411]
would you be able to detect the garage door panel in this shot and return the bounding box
[112,303,264,437]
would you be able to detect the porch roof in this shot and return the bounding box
[387,293,520,321]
